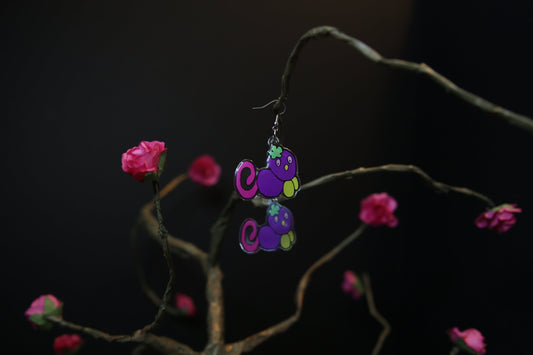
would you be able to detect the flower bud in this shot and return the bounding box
[121,141,167,182]
[359,192,398,227]
[188,154,221,187]
[475,203,521,233]
[53,334,83,355]
[448,327,486,355]
[25,294,63,330]
[175,293,196,317]
[342,270,364,300]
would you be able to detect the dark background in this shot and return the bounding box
[4,1,532,354]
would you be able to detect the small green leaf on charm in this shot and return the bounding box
[268,203,280,216]
[269,145,282,159]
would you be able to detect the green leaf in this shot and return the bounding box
[268,204,280,216]
[269,145,282,159]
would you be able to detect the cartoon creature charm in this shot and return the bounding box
[234,144,300,200]
[240,202,296,253]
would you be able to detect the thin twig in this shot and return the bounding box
[363,273,391,355]
[140,181,176,333]
[208,192,241,266]
[159,173,189,200]
[228,224,368,353]
[130,220,186,318]
[139,175,208,273]
[272,26,533,134]
[297,163,495,207]
[45,316,198,354]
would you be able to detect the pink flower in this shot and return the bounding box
[448,327,486,355]
[121,140,167,182]
[359,192,398,227]
[188,154,221,186]
[53,334,83,355]
[475,203,521,233]
[342,270,364,300]
[175,293,196,317]
[25,294,63,330]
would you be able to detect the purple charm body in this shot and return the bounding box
[234,144,300,200]
[240,202,296,253]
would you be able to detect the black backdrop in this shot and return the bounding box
[4,1,533,354]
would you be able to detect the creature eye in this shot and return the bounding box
[287,156,293,164]
[274,216,279,223]
[276,159,281,167]
[284,212,289,219]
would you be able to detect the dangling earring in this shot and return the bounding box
[234,114,300,200]
[234,111,300,253]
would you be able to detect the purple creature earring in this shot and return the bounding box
[240,201,296,253]
[234,113,300,200]
[234,112,300,253]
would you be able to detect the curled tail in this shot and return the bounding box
[240,219,260,253]
[234,160,258,199]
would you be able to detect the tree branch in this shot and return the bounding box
[204,192,241,349]
[297,163,495,207]
[363,273,391,355]
[131,220,188,318]
[45,316,198,355]
[208,192,241,266]
[229,224,368,353]
[139,175,208,273]
[272,26,533,135]
[139,181,176,333]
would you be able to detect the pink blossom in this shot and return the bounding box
[342,270,364,300]
[188,154,221,186]
[175,293,196,317]
[359,192,398,227]
[53,334,83,355]
[448,327,486,355]
[475,203,521,233]
[25,294,62,329]
[121,141,167,182]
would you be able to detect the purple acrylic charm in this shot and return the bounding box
[240,202,296,253]
[234,144,300,200]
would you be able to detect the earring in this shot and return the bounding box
[234,113,300,253]
[234,114,301,200]
[240,201,296,253]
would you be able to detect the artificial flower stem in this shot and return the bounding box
[141,180,175,333]
[449,346,460,355]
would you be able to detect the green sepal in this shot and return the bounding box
[142,151,167,183]
[354,280,365,295]
[454,337,478,355]
[143,172,156,182]
[158,150,167,175]
[29,314,46,327]
[30,296,62,330]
